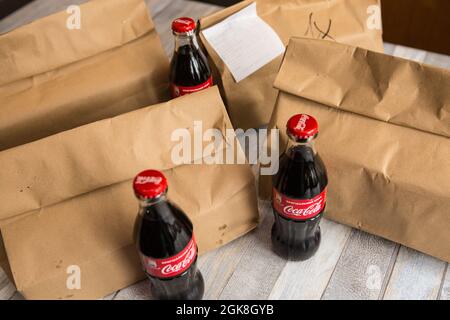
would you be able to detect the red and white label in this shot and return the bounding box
[171,76,213,98]
[140,236,197,279]
[273,188,327,221]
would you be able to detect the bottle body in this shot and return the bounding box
[170,18,212,98]
[272,144,328,261]
[134,198,204,300]
[133,170,204,300]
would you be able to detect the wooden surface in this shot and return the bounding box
[0,0,449,300]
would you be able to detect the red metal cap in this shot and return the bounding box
[287,114,319,140]
[133,170,168,199]
[172,17,196,33]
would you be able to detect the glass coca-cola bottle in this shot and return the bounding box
[133,170,204,300]
[170,17,212,98]
[272,114,328,261]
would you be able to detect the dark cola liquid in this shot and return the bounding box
[272,144,328,261]
[170,44,211,87]
[134,199,204,300]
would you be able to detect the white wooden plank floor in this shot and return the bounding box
[0,0,449,300]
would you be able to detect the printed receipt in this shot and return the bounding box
[202,3,285,83]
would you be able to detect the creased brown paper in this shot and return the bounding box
[199,0,384,130]
[260,37,450,263]
[0,87,259,299]
[0,0,170,151]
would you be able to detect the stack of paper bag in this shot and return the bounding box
[260,37,450,263]
[0,87,259,299]
[199,0,384,129]
[0,0,169,151]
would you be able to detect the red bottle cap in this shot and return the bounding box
[287,114,319,140]
[172,17,196,33]
[133,170,168,199]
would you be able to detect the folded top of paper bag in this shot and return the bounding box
[274,37,450,138]
[0,87,234,223]
[0,0,153,86]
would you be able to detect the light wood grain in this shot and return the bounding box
[393,45,428,63]
[268,219,352,300]
[383,43,396,56]
[8,292,24,300]
[383,247,447,300]
[423,51,450,69]
[385,42,450,70]
[216,202,287,300]
[0,268,16,300]
[321,230,398,300]
[391,44,450,69]
[101,292,117,300]
[114,280,152,300]
[439,265,450,300]
[146,0,173,17]
[198,208,267,300]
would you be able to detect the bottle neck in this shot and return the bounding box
[285,137,317,156]
[138,193,168,210]
[174,32,199,52]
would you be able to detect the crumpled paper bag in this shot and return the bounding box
[260,37,450,263]
[0,0,170,151]
[0,87,259,299]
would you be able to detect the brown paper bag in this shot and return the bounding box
[0,87,259,299]
[199,0,384,130]
[0,0,170,151]
[260,37,450,262]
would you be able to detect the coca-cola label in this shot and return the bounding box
[170,76,213,98]
[273,188,327,221]
[140,236,197,278]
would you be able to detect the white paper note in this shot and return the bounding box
[202,3,285,83]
